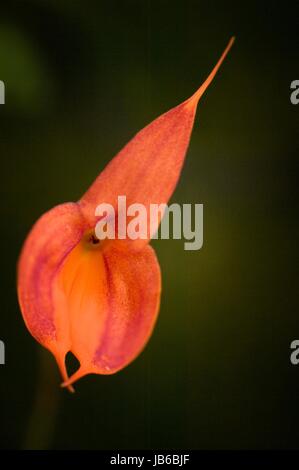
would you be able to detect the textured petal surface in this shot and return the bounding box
[79,38,235,245]
[55,242,161,387]
[17,203,86,388]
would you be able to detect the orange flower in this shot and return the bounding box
[17,38,234,391]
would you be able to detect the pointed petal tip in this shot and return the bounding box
[53,350,75,393]
[185,36,235,109]
[60,366,90,388]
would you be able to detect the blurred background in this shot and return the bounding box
[0,0,298,450]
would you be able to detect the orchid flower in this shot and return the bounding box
[17,38,234,391]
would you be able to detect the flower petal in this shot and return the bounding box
[79,38,234,244]
[17,202,86,390]
[57,243,161,387]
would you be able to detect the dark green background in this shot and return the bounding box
[0,0,298,450]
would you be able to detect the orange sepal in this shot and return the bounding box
[79,37,235,244]
[17,203,86,391]
[56,242,161,387]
